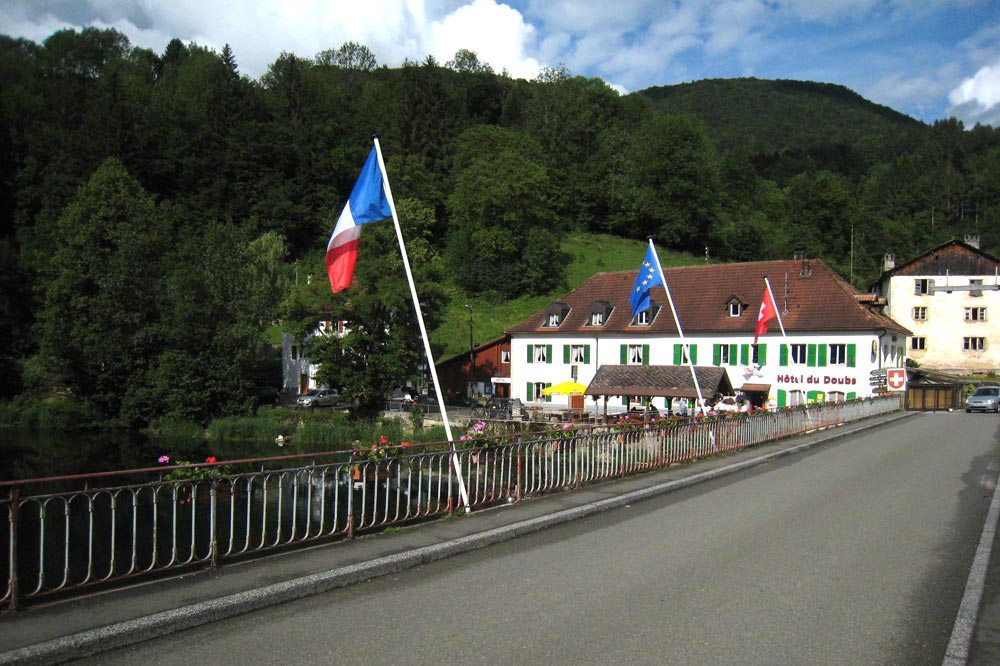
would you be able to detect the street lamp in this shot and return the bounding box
[463,304,474,403]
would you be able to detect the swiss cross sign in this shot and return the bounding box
[887,368,907,391]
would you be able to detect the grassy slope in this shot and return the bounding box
[431,233,702,361]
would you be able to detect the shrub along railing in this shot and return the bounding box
[0,395,902,611]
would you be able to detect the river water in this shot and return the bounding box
[0,429,169,482]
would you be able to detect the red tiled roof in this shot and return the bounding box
[507,258,910,336]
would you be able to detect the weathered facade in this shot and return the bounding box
[508,257,912,412]
[872,237,1000,375]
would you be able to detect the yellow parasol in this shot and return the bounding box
[541,381,588,396]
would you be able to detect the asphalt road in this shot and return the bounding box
[75,412,1000,666]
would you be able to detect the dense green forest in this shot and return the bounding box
[1,27,998,428]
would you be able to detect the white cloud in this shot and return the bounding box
[704,0,769,55]
[427,0,540,77]
[0,0,542,79]
[948,60,1000,124]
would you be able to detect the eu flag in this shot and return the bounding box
[629,245,663,319]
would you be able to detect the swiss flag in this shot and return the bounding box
[755,286,778,344]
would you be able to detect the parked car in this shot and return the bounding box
[253,386,281,406]
[965,386,1000,413]
[296,388,340,409]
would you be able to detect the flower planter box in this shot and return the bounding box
[351,464,397,482]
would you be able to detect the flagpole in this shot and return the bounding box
[645,239,715,432]
[372,137,471,513]
[764,276,786,336]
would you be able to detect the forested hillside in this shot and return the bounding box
[1,27,998,426]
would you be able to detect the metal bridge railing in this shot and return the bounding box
[1,395,902,610]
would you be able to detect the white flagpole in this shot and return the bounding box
[645,239,716,440]
[764,276,787,336]
[372,138,471,513]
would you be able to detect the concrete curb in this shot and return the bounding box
[1,413,912,666]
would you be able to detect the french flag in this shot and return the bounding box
[326,147,392,293]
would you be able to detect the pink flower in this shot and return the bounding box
[158,455,170,464]
[562,423,571,430]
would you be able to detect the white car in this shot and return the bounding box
[296,388,340,409]
[965,386,1000,413]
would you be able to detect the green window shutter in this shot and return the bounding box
[807,344,817,367]
[546,344,553,364]
[622,395,628,406]
[740,344,750,366]
[690,345,697,364]
[713,344,722,366]
[584,345,591,364]
[807,390,823,402]
[527,383,533,400]
[777,389,787,407]
[729,344,738,366]
[563,345,570,364]
[673,344,682,365]
[758,344,767,365]
[847,392,857,400]
[545,383,552,402]
[527,345,533,364]
[779,344,788,367]
[846,344,856,368]
[642,344,650,365]
[818,344,827,367]
[620,344,627,364]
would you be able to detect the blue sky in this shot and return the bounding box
[3,0,1000,125]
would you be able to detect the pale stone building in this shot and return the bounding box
[872,237,1000,376]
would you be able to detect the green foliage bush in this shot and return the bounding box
[15,396,103,432]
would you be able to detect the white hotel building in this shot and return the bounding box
[506,255,911,412]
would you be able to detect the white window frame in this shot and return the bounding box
[501,349,511,364]
[533,382,547,402]
[911,337,926,351]
[912,306,927,321]
[790,343,807,365]
[547,313,561,327]
[963,337,986,351]
[828,343,847,365]
[964,307,987,322]
[628,344,644,365]
[570,344,586,363]
[719,345,731,365]
[635,310,651,325]
[729,302,742,317]
[534,345,548,363]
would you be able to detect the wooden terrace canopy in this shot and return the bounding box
[585,365,734,401]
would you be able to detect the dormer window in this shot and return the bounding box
[588,300,612,327]
[544,302,570,327]
[729,302,742,317]
[632,301,658,326]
